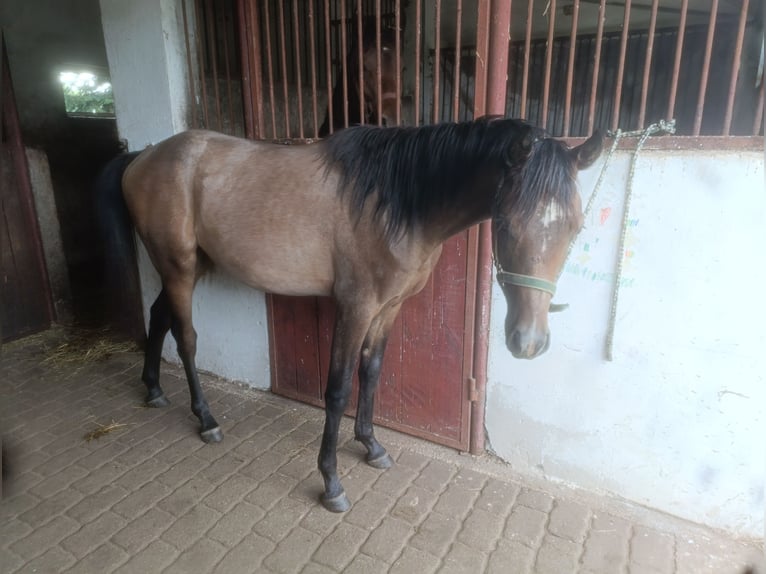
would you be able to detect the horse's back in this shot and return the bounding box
[122,130,342,295]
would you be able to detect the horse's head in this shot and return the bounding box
[360,26,398,127]
[493,129,604,359]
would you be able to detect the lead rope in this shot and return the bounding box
[604,119,676,360]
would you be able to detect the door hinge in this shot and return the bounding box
[468,376,478,402]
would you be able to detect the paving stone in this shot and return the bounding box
[581,512,632,572]
[12,545,76,574]
[631,525,675,573]
[474,478,519,517]
[263,526,322,574]
[432,484,480,519]
[439,541,488,574]
[390,484,439,525]
[203,474,258,513]
[342,552,390,574]
[62,542,127,574]
[28,465,88,499]
[253,496,312,543]
[60,510,128,558]
[535,533,582,573]
[409,511,461,556]
[515,487,555,512]
[396,449,431,471]
[157,476,217,517]
[70,461,128,495]
[207,501,265,547]
[245,472,299,510]
[486,539,536,574]
[111,507,175,553]
[412,459,455,492]
[311,522,369,570]
[112,480,173,520]
[161,504,223,551]
[457,507,506,552]
[299,562,337,574]
[112,539,179,574]
[503,505,550,557]
[212,533,275,574]
[9,515,80,561]
[65,484,130,523]
[389,545,441,574]
[344,490,395,529]
[548,499,591,543]
[360,516,415,563]
[299,503,345,537]
[18,488,84,528]
[370,464,418,498]
[163,538,227,574]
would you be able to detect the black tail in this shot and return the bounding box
[94,151,145,342]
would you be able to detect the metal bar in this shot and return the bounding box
[248,0,266,139]
[357,0,365,124]
[222,0,236,135]
[395,0,401,125]
[340,0,349,128]
[205,0,223,131]
[376,0,383,126]
[262,0,277,138]
[433,0,442,124]
[637,0,659,129]
[194,0,210,128]
[182,0,199,129]
[722,0,750,135]
[277,0,291,137]
[754,79,765,135]
[586,0,606,135]
[611,0,631,131]
[452,0,463,121]
[563,0,580,136]
[666,0,688,122]
[415,0,421,125]
[308,0,319,138]
[324,0,333,135]
[693,0,718,135]
[520,0,534,119]
[541,0,556,129]
[292,0,305,139]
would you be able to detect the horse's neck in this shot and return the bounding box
[423,172,499,245]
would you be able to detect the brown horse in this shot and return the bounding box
[97,117,603,512]
[318,21,398,136]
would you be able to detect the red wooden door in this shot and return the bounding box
[1,35,53,342]
[270,231,478,451]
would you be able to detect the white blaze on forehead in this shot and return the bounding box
[541,200,564,228]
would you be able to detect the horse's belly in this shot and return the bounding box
[201,239,335,297]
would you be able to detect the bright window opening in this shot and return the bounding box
[58,69,115,117]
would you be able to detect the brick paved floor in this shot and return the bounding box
[1,329,762,574]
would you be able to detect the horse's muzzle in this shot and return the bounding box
[506,329,551,359]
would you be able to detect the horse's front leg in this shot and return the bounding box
[354,304,402,469]
[318,305,372,513]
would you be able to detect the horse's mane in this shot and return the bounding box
[322,116,578,239]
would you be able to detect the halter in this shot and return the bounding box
[495,269,557,297]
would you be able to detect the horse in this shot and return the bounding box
[96,117,603,512]
[318,21,398,136]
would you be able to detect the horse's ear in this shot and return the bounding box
[572,130,604,170]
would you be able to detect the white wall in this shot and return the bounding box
[486,150,765,537]
[100,0,271,388]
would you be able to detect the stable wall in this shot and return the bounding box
[486,150,765,538]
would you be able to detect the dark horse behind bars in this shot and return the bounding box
[96,117,603,512]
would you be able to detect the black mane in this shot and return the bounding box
[322,116,578,239]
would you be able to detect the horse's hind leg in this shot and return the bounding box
[142,289,172,407]
[164,270,222,443]
[355,304,401,470]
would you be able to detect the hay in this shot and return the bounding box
[84,420,129,442]
[41,327,139,367]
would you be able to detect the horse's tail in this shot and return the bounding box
[94,151,145,341]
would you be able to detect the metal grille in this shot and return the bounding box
[186,0,764,139]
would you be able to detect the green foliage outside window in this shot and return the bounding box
[59,70,115,116]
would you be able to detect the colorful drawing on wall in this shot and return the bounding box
[600,207,611,225]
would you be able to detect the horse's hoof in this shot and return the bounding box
[146,394,170,408]
[320,492,351,513]
[366,453,393,469]
[200,426,223,444]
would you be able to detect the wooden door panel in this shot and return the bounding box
[270,232,475,450]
